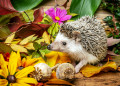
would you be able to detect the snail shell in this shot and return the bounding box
[56,63,75,80]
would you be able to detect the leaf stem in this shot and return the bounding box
[24,11,32,23]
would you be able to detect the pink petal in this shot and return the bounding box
[60,15,72,21]
[56,8,62,17]
[58,21,63,25]
[45,8,55,19]
[59,9,67,18]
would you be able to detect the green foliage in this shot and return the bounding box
[101,0,120,21]
[103,16,120,39]
[70,0,102,20]
[31,42,50,59]
[48,23,59,36]
[11,0,43,11]
[103,16,114,28]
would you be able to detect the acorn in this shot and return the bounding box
[56,63,75,80]
[32,63,52,81]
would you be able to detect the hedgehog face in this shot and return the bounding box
[47,32,83,54]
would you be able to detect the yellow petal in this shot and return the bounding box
[17,78,37,85]
[0,70,3,76]
[8,52,18,75]
[0,79,8,86]
[10,83,30,86]
[21,58,26,67]
[5,32,15,44]
[80,61,117,77]
[0,54,8,78]
[17,51,22,67]
[15,66,35,78]
[24,58,40,67]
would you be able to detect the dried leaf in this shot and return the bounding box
[45,51,71,67]
[62,0,70,8]
[112,55,120,66]
[33,7,44,23]
[107,37,120,46]
[0,0,17,15]
[8,16,24,32]
[16,24,50,38]
[51,71,57,79]
[107,50,118,56]
[19,34,35,45]
[0,42,13,53]
[10,44,27,53]
[42,31,50,44]
[80,61,117,77]
[5,32,15,44]
[46,79,73,86]
[24,43,35,50]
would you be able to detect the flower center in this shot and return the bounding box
[55,16,60,20]
[7,75,16,83]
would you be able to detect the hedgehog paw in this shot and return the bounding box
[75,66,80,73]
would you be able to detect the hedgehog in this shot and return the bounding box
[47,16,107,73]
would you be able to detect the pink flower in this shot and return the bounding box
[45,8,72,25]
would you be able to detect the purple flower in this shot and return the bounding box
[45,8,72,25]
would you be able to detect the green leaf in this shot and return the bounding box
[70,0,102,20]
[103,16,113,22]
[21,10,34,22]
[0,42,13,53]
[48,23,55,35]
[32,51,41,58]
[11,0,43,11]
[39,49,50,57]
[33,42,41,50]
[48,23,59,36]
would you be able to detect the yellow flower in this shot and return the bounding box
[18,55,45,68]
[0,51,37,86]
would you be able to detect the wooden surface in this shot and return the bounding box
[39,0,120,86]
[74,72,120,86]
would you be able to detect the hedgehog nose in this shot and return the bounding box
[47,45,51,50]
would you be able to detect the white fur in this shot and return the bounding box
[51,32,99,73]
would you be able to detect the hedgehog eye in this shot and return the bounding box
[62,42,67,46]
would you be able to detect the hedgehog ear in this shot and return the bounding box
[72,31,81,42]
